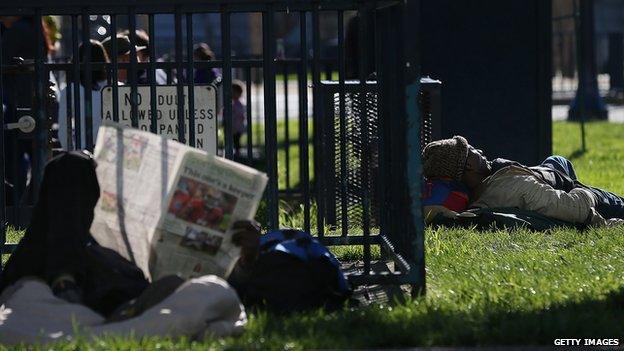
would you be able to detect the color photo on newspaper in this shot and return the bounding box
[168,176,238,234]
[180,226,223,255]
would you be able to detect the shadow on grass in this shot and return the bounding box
[567,148,587,160]
[249,285,624,348]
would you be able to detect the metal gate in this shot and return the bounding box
[0,0,425,290]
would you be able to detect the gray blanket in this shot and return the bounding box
[0,275,246,345]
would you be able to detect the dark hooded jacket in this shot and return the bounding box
[0,151,148,316]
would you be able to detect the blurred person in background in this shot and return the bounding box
[230,81,247,156]
[102,34,144,84]
[192,42,220,84]
[57,40,109,150]
[120,29,167,85]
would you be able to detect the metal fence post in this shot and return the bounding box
[186,13,196,148]
[71,15,82,149]
[33,11,47,199]
[298,10,311,233]
[111,14,120,124]
[0,26,6,263]
[222,5,233,158]
[81,9,94,150]
[357,2,372,275]
[402,0,426,295]
[174,6,186,144]
[263,3,279,229]
[312,3,325,238]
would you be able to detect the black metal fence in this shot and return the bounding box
[1,0,425,289]
[552,30,615,101]
[552,1,624,105]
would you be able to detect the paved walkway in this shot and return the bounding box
[245,79,624,123]
[552,104,624,122]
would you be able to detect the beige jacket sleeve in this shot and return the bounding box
[471,167,607,225]
[514,175,604,224]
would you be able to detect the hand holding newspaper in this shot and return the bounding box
[90,122,268,280]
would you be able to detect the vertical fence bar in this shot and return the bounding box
[312,5,324,237]
[71,15,82,149]
[222,6,233,158]
[174,7,186,144]
[374,6,388,237]
[245,67,253,162]
[33,11,46,199]
[148,14,158,133]
[298,10,311,232]
[283,62,290,190]
[167,68,174,84]
[128,8,139,129]
[254,65,262,149]
[0,25,6,260]
[573,0,586,151]
[10,125,18,225]
[263,4,279,229]
[337,10,348,237]
[65,71,74,149]
[111,14,120,123]
[186,13,196,147]
[358,4,371,274]
[401,0,426,294]
[81,9,94,150]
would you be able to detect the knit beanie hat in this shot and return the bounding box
[422,136,469,181]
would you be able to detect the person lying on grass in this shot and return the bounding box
[422,136,624,226]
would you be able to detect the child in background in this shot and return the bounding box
[231,81,247,156]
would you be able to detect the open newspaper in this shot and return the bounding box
[90,121,267,280]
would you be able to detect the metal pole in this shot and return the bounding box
[283,62,290,191]
[222,6,233,158]
[403,0,426,295]
[573,0,587,151]
[337,10,348,237]
[174,7,186,144]
[128,8,139,129]
[312,4,325,238]
[186,13,196,147]
[245,67,253,163]
[357,3,371,275]
[263,4,279,229]
[71,15,82,148]
[0,21,6,262]
[148,14,157,133]
[33,11,47,197]
[111,14,120,123]
[298,11,311,232]
[81,10,93,151]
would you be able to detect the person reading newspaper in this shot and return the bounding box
[0,151,262,320]
[88,123,268,281]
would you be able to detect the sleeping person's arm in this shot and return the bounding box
[515,174,607,225]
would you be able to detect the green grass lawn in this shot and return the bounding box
[3,121,624,350]
[218,119,314,190]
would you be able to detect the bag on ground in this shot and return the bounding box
[231,229,351,313]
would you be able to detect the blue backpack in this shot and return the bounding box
[232,229,351,312]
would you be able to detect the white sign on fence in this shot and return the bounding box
[101,85,217,153]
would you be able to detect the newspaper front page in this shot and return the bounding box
[151,153,267,279]
[90,122,267,280]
